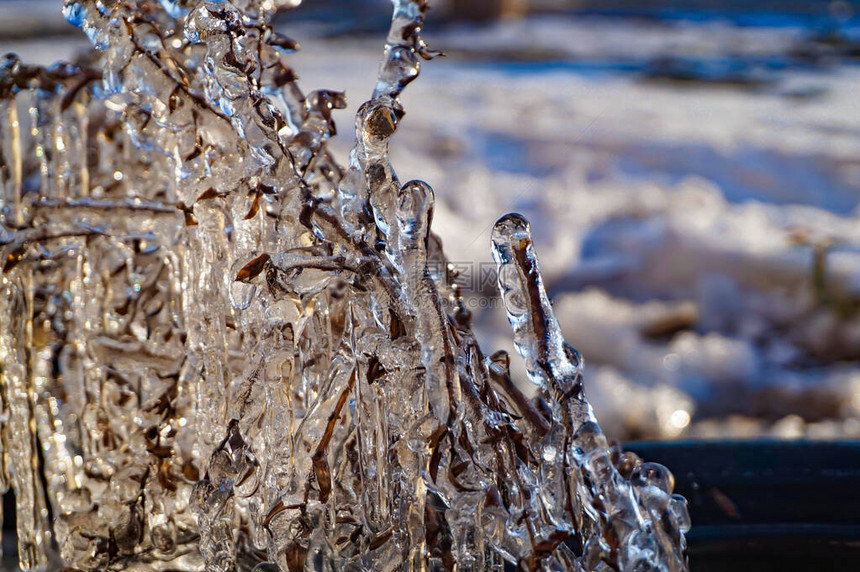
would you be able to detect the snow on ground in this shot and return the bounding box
[3,13,859,440]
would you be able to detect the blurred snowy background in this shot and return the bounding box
[2,0,860,442]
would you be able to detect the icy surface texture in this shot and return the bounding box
[0,1,688,570]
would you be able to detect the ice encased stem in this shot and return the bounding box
[493,213,689,571]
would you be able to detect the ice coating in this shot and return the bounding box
[492,213,586,400]
[492,213,689,571]
[0,1,688,570]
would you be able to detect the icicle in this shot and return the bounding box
[0,270,51,570]
[0,94,23,227]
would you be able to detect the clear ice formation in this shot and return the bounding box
[0,1,690,570]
